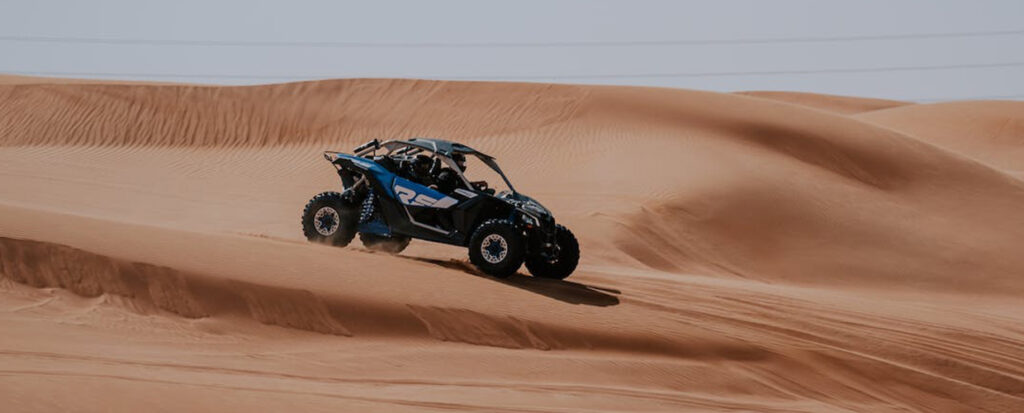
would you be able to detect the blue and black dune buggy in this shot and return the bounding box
[301,138,579,279]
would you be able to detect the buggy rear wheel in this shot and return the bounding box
[302,191,358,247]
[468,219,525,278]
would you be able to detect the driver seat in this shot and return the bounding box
[373,155,399,173]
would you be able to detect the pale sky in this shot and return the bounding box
[1,0,1022,101]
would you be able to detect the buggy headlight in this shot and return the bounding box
[519,211,539,227]
[523,200,549,216]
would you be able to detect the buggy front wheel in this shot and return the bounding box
[525,225,579,280]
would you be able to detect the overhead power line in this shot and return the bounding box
[464,62,1024,80]
[1,29,1024,48]
[5,61,1024,81]
[914,93,1024,102]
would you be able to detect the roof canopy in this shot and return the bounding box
[402,138,493,159]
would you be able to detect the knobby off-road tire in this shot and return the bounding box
[525,224,580,280]
[360,233,411,254]
[468,219,525,278]
[302,191,359,247]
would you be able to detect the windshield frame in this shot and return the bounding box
[475,154,517,194]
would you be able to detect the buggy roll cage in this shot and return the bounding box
[326,138,518,194]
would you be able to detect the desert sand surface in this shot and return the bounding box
[1,77,1023,412]
[734,91,911,115]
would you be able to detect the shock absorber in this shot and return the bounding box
[359,190,376,223]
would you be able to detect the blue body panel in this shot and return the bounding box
[391,177,459,209]
[334,153,458,208]
[333,154,397,198]
[332,152,464,242]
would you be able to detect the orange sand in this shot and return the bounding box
[1,77,1022,412]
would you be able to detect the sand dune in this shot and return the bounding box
[856,100,1024,174]
[734,91,911,115]
[1,77,1023,412]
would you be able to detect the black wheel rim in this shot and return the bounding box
[314,207,340,236]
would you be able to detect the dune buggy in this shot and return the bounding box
[301,138,579,279]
